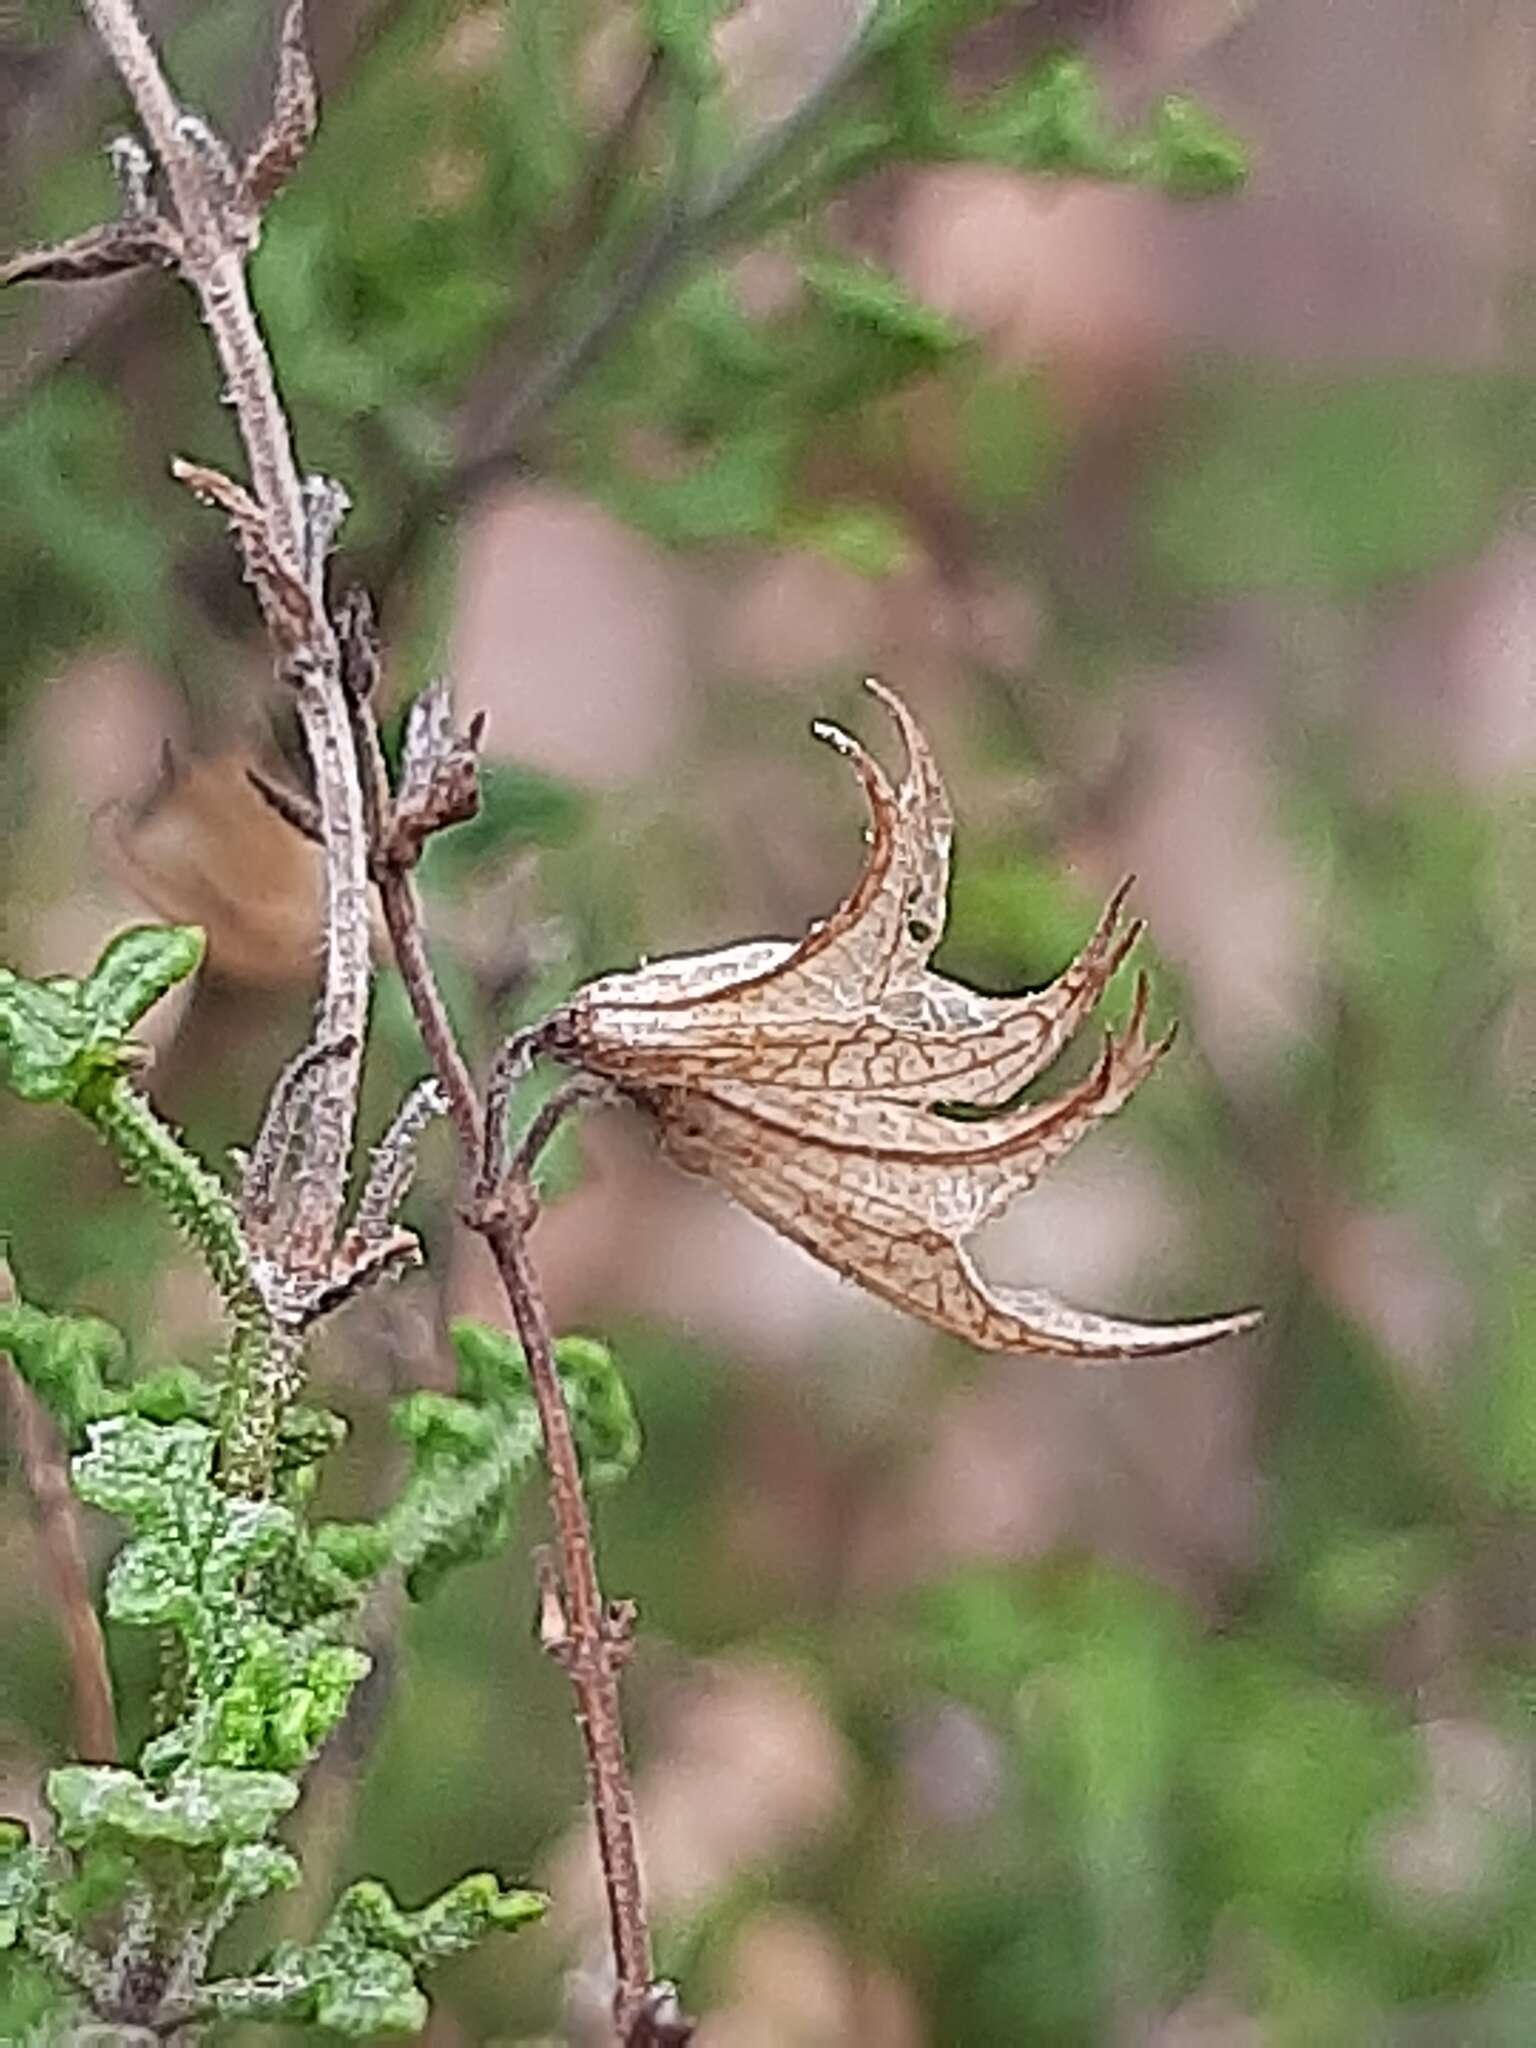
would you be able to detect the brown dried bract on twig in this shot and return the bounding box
[0,220,176,287]
[238,0,319,216]
[171,458,314,655]
[541,682,1260,1361]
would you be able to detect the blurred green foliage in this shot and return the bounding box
[1147,371,1531,595]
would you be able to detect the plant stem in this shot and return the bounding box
[81,1072,282,1490]
[487,1214,653,2033]
[376,868,663,2045]
[81,0,369,1349]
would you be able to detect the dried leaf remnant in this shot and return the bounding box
[541,683,1259,1360]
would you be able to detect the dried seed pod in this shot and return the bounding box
[543,682,1259,1361]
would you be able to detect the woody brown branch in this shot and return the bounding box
[373,857,672,2046]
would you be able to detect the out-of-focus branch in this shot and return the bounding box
[0,1258,116,1763]
[449,1,884,507]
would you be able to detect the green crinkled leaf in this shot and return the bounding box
[83,925,205,1038]
[550,1336,643,1489]
[219,1939,425,2035]
[319,1372,538,1603]
[800,254,966,359]
[77,1418,291,1640]
[46,1765,297,1849]
[74,1416,367,1774]
[452,1319,641,1488]
[218,1840,302,1908]
[0,941,254,1364]
[314,1322,639,1603]
[390,1387,528,1598]
[276,1403,350,1469]
[0,1293,224,1445]
[0,1828,43,1952]
[0,1300,128,1438]
[306,1944,427,2037]
[331,1873,547,1963]
[193,1636,373,1777]
[121,1365,221,1427]
[212,1875,545,2035]
[0,926,202,1104]
[0,975,89,1103]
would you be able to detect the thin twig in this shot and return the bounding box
[82,0,369,1340]
[0,1363,117,1763]
[377,872,481,1162]
[375,865,670,2046]
[453,41,665,462]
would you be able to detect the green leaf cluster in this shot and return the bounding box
[206,1874,546,2036]
[0,0,1248,734]
[575,256,965,561]
[0,1781,543,2040]
[0,1286,631,2032]
[572,31,1244,559]
[0,927,266,1345]
[318,1318,641,1599]
[0,925,203,1106]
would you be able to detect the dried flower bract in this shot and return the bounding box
[542,682,1259,1360]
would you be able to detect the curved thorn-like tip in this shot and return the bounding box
[1179,1303,1265,1347]
[1102,872,1137,923]
[1126,969,1152,1036]
[812,718,893,819]
[861,674,925,779]
[1109,1301,1265,1357]
[1090,1031,1116,1090]
[811,717,855,755]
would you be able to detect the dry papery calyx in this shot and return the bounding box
[539,680,1261,1361]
